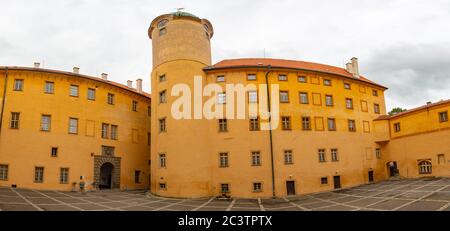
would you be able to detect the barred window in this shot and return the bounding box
[418,161,432,174]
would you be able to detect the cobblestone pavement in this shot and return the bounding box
[1,177,449,211]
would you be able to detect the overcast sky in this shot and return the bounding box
[1,0,449,110]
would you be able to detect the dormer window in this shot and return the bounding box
[157,19,169,28]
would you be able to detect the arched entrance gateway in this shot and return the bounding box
[94,156,121,189]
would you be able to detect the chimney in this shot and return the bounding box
[351,57,359,78]
[345,62,353,74]
[34,62,40,68]
[127,80,133,88]
[101,73,108,80]
[136,79,143,93]
[73,67,80,74]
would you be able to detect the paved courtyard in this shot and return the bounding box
[1,177,450,211]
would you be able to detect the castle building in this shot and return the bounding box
[0,11,448,198]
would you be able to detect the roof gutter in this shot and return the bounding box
[0,67,8,137]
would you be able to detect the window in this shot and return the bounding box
[278,74,287,81]
[217,92,226,104]
[159,28,167,36]
[394,123,401,133]
[148,106,151,117]
[51,147,58,157]
[298,76,307,83]
[247,74,257,81]
[280,91,289,103]
[439,111,448,122]
[375,148,381,159]
[249,117,260,131]
[101,123,109,138]
[107,93,115,105]
[221,183,229,193]
[299,92,309,104]
[248,91,258,103]
[284,150,293,164]
[218,119,228,132]
[69,85,79,97]
[34,167,44,183]
[345,98,353,109]
[219,153,229,167]
[216,75,225,82]
[132,101,138,112]
[157,19,168,28]
[102,146,115,156]
[147,132,151,146]
[159,74,166,82]
[68,118,78,134]
[251,151,261,166]
[135,170,141,184]
[14,79,24,91]
[302,117,311,130]
[331,149,339,162]
[327,118,336,131]
[323,79,331,86]
[159,154,166,168]
[40,115,51,131]
[111,125,118,140]
[321,177,328,185]
[372,89,378,96]
[159,183,167,190]
[374,104,380,114]
[348,120,356,132]
[159,118,166,132]
[418,161,432,174]
[44,81,54,94]
[0,165,8,181]
[10,112,20,129]
[344,83,351,90]
[325,95,333,106]
[87,88,96,100]
[253,183,262,192]
[318,149,326,162]
[438,154,445,165]
[281,116,291,130]
[60,168,69,184]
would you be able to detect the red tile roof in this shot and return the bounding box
[0,66,151,99]
[205,58,387,89]
[375,99,450,120]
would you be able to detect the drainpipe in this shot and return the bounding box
[264,65,276,198]
[0,67,8,137]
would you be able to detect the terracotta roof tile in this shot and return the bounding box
[375,99,450,120]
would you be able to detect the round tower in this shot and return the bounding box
[148,12,214,198]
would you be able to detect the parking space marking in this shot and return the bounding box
[192,197,215,211]
[11,188,43,211]
[226,198,236,211]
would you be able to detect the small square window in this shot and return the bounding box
[253,182,262,192]
[159,183,167,190]
[247,74,257,81]
[321,177,328,185]
[69,85,79,97]
[298,76,307,83]
[278,75,288,81]
[372,89,378,96]
[323,79,331,86]
[216,75,225,82]
[344,83,351,90]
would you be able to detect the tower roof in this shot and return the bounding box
[170,11,199,18]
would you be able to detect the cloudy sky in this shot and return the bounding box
[1,0,449,110]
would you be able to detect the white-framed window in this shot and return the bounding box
[0,164,8,181]
[253,182,262,192]
[251,151,261,166]
[331,149,339,162]
[318,149,326,162]
[219,153,229,167]
[218,119,228,132]
[247,74,257,81]
[284,150,293,164]
[323,79,332,86]
[328,118,336,131]
[87,88,96,100]
[280,91,289,103]
[216,75,225,82]
[418,160,432,174]
[111,125,118,140]
[34,167,44,183]
[299,92,308,104]
[60,168,69,184]
[10,112,20,129]
[40,114,51,131]
[248,91,258,103]
[325,95,333,106]
[217,92,226,104]
[278,74,287,81]
[69,85,79,97]
[159,153,166,168]
[68,118,78,134]
[44,81,54,94]
[14,79,24,91]
[298,76,307,83]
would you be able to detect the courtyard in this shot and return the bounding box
[1,177,449,211]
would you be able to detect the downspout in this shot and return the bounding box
[0,67,8,137]
[264,66,276,198]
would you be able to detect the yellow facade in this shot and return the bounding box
[0,67,151,191]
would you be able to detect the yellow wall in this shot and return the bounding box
[0,69,151,191]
